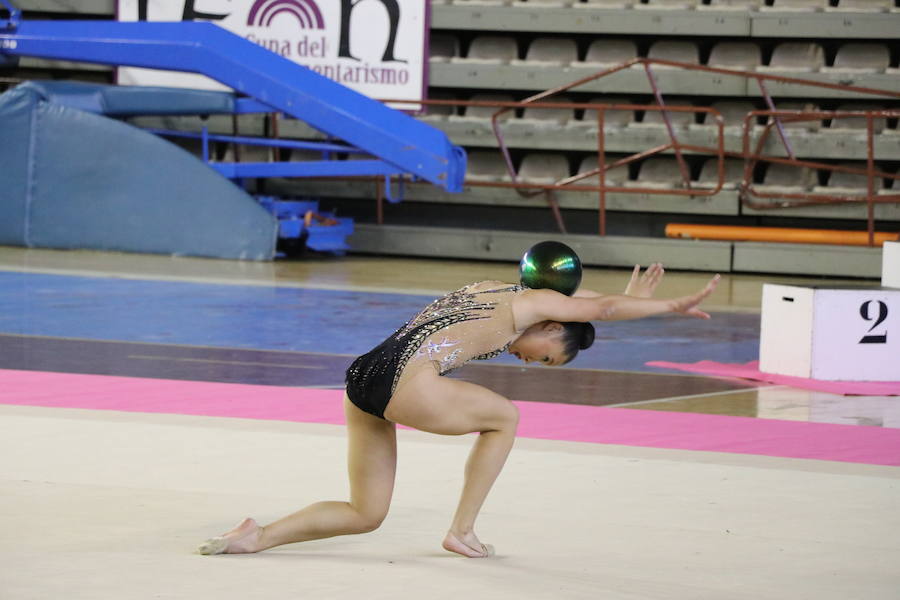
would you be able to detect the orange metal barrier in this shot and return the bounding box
[666,224,900,247]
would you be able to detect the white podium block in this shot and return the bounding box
[884,241,900,289]
[760,284,900,381]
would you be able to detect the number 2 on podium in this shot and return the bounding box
[859,300,888,344]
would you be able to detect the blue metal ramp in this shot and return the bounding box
[0,18,466,192]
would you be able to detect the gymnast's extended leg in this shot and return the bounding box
[197,394,397,554]
[385,371,520,558]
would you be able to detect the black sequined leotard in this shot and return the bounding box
[345,281,526,420]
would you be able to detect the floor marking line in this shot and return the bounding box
[0,333,359,357]
[468,359,762,378]
[127,355,325,369]
[604,385,786,408]
[299,384,347,389]
[0,333,756,380]
[0,266,446,297]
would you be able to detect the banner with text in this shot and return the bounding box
[117,0,428,106]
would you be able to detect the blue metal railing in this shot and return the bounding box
[145,129,367,155]
[0,0,21,28]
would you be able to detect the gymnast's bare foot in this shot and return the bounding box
[196,517,263,555]
[442,530,494,558]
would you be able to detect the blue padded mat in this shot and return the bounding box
[0,271,759,372]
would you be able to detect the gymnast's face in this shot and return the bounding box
[508,321,567,366]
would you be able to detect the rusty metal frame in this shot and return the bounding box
[490,100,725,236]
[495,59,900,240]
[368,58,900,241]
[740,109,900,246]
[387,96,727,235]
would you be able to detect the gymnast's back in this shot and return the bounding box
[345,281,525,419]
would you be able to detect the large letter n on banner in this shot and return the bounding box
[338,0,406,63]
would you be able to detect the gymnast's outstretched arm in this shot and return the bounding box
[516,273,719,327]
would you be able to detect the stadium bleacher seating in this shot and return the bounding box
[633,100,696,129]
[694,101,759,131]
[419,93,457,123]
[828,0,893,12]
[576,155,630,186]
[451,36,518,63]
[647,40,700,68]
[696,158,748,190]
[580,39,639,68]
[517,153,571,184]
[762,0,829,11]
[513,38,578,66]
[450,93,516,122]
[879,167,899,195]
[828,103,889,133]
[429,34,460,63]
[625,157,690,190]
[707,42,762,71]
[704,0,763,9]
[577,1,636,7]
[466,150,514,182]
[756,162,818,194]
[578,97,635,129]
[8,0,898,275]
[517,96,576,126]
[518,0,572,5]
[758,42,826,73]
[826,43,891,73]
[639,1,701,11]
[771,102,821,131]
[814,162,885,195]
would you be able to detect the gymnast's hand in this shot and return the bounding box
[624,263,664,298]
[667,275,721,320]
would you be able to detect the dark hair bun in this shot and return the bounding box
[579,322,596,350]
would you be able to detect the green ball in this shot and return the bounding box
[519,241,582,296]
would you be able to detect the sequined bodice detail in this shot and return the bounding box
[389,282,524,392]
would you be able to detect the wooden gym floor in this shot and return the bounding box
[1,246,897,600]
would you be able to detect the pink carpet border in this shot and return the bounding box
[646,360,900,396]
[2,369,898,466]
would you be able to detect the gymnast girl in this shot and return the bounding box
[198,263,719,558]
